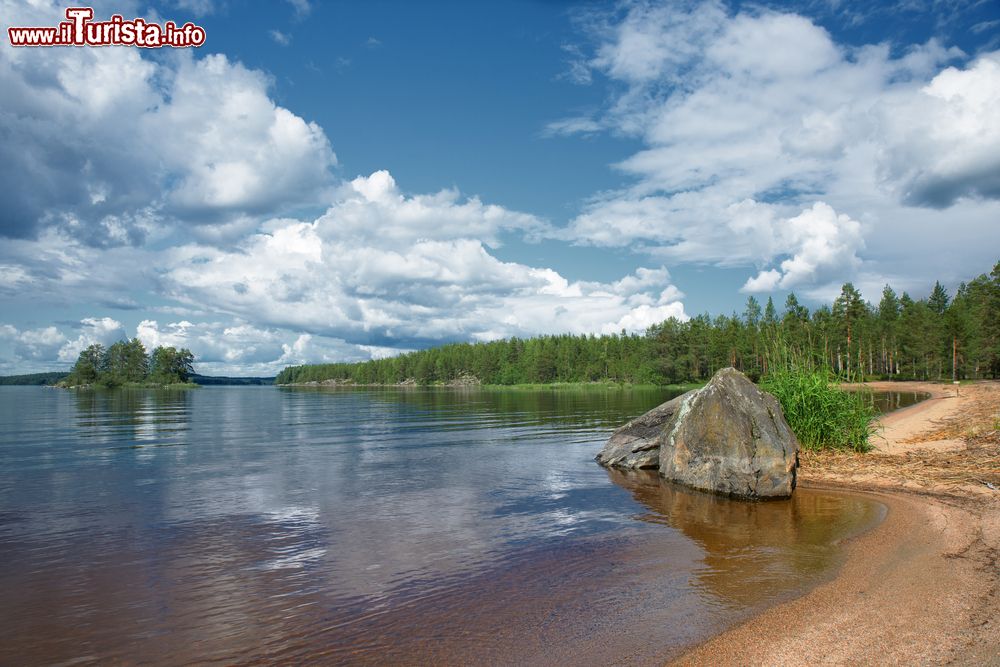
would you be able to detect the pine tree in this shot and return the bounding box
[928,281,950,315]
[832,283,866,378]
[877,285,900,376]
[150,346,195,384]
[68,343,105,385]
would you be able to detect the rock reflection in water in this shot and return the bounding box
[606,469,886,609]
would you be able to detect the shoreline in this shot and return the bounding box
[53,382,199,390]
[280,379,702,391]
[672,380,1000,665]
[849,379,966,454]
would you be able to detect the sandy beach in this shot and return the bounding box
[673,381,1000,666]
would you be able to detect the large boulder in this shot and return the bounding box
[597,368,799,499]
[594,390,697,469]
[658,368,799,498]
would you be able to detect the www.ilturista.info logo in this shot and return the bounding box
[7,7,206,47]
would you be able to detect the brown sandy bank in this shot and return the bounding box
[673,381,1000,666]
[865,380,966,453]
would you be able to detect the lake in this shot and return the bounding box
[869,389,929,414]
[0,385,886,665]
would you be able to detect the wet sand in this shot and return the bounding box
[674,381,1000,665]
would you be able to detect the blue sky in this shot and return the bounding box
[1,0,998,375]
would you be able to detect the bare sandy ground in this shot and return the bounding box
[867,380,967,454]
[672,381,1000,666]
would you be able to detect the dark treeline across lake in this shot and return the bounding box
[278,260,1000,386]
[0,385,886,665]
[0,372,274,386]
[0,371,67,386]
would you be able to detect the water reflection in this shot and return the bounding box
[606,469,885,609]
[73,388,192,446]
[870,390,929,414]
[0,386,885,665]
[280,385,682,432]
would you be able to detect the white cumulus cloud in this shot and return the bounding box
[555,2,1000,297]
[877,52,1000,208]
[161,171,687,347]
[135,319,389,375]
[57,317,127,363]
[0,325,67,367]
[741,202,864,292]
[0,0,336,245]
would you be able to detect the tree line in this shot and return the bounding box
[0,371,68,386]
[278,259,997,386]
[65,339,195,387]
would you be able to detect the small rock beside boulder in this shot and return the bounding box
[594,390,695,470]
[596,368,799,499]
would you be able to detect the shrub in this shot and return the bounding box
[760,369,878,452]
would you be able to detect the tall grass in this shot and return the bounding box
[760,368,878,452]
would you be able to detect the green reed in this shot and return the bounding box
[760,368,878,452]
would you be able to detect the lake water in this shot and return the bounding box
[869,390,929,414]
[0,386,887,665]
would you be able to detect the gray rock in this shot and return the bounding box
[594,389,696,470]
[657,368,799,498]
[596,368,799,499]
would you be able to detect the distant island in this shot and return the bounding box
[59,339,197,388]
[277,261,1000,387]
[0,371,274,387]
[0,340,275,388]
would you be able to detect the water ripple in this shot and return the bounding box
[0,386,883,665]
